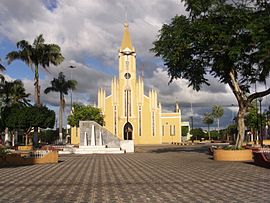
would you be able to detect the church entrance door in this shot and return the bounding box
[123,122,133,140]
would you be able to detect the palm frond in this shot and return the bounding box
[16,40,30,49]
[6,51,20,64]
[44,86,58,94]
[0,74,5,83]
[0,59,6,71]
[33,34,45,48]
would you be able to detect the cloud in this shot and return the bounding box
[39,60,111,107]
[0,0,254,128]
[146,68,237,107]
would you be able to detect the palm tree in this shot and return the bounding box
[6,34,64,106]
[6,34,64,145]
[0,79,30,144]
[44,72,77,143]
[212,105,224,139]
[203,113,214,140]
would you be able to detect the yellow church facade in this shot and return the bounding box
[97,23,182,145]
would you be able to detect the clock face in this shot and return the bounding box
[124,73,131,79]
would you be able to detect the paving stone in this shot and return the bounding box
[0,144,270,202]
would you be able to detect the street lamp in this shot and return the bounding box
[69,65,76,112]
[258,97,263,146]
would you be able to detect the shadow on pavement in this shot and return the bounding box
[245,161,270,169]
[144,145,210,154]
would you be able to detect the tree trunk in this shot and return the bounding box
[33,65,40,146]
[228,70,248,149]
[34,65,41,106]
[208,125,210,140]
[217,118,220,140]
[59,92,63,144]
[4,127,8,143]
[11,130,15,146]
[235,105,247,148]
[25,133,28,145]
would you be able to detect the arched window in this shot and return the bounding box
[125,90,131,117]
[139,106,142,136]
[152,111,155,136]
[114,106,117,135]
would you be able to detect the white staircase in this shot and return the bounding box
[74,146,124,154]
[59,145,124,154]
[59,121,125,154]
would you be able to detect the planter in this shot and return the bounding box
[213,149,252,161]
[17,145,33,151]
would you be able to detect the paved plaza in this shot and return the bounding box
[0,144,270,203]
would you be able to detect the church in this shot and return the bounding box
[96,23,183,144]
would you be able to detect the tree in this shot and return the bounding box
[68,104,104,127]
[4,105,55,145]
[212,105,224,139]
[0,80,30,108]
[44,72,77,143]
[6,34,64,145]
[181,126,189,137]
[151,1,270,148]
[203,113,214,140]
[0,79,30,143]
[6,34,64,106]
[190,128,206,141]
[245,102,266,134]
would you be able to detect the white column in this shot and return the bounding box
[99,131,102,146]
[91,125,96,146]
[4,133,8,143]
[12,134,14,146]
[84,132,88,146]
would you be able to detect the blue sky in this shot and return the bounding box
[2,0,268,129]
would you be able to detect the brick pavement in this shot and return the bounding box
[0,144,270,203]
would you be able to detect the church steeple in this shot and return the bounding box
[118,22,136,83]
[120,23,134,52]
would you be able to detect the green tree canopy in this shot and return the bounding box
[8,104,55,146]
[190,128,206,140]
[152,0,270,148]
[4,105,55,130]
[68,104,104,127]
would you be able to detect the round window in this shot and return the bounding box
[124,73,131,79]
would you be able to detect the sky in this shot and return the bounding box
[0,0,269,130]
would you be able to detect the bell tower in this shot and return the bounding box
[118,22,137,139]
[119,23,136,84]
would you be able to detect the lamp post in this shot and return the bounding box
[259,97,263,146]
[69,65,76,112]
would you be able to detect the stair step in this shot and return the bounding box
[59,147,124,154]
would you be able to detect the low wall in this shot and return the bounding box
[214,149,252,161]
[0,151,58,166]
